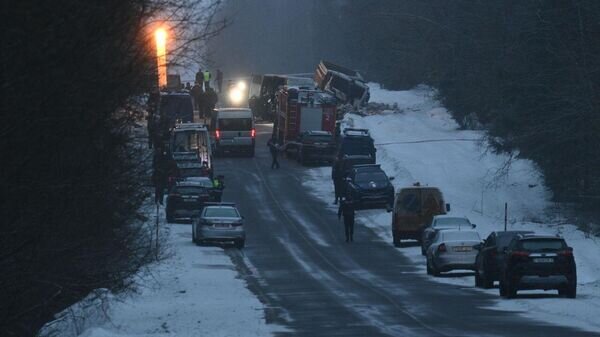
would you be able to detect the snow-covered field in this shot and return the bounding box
[304,83,600,333]
[39,219,278,337]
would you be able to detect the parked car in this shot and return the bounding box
[192,203,246,248]
[391,184,450,246]
[166,179,217,222]
[344,164,394,210]
[210,108,255,156]
[474,230,533,288]
[499,234,576,298]
[426,230,481,276]
[421,216,476,255]
[296,131,336,165]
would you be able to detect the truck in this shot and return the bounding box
[274,87,337,154]
[314,60,370,107]
[249,74,316,121]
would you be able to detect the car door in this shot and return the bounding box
[479,234,496,275]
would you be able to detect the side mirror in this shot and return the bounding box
[446,203,451,212]
[567,246,573,252]
[471,224,477,228]
[389,177,395,181]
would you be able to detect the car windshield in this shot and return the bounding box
[521,239,566,251]
[305,135,332,143]
[180,168,205,177]
[204,207,240,218]
[172,130,208,152]
[497,232,532,248]
[175,186,207,195]
[433,217,470,228]
[219,118,252,131]
[160,95,193,120]
[441,231,480,242]
[355,172,388,184]
[340,139,374,155]
[184,179,213,188]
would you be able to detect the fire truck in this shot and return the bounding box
[274,87,337,152]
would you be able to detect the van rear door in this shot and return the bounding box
[218,117,254,146]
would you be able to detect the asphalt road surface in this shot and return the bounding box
[214,123,596,337]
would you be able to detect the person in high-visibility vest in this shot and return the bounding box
[203,70,211,90]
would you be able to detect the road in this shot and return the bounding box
[214,123,596,337]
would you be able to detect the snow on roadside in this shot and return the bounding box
[40,221,280,337]
[303,83,600,333]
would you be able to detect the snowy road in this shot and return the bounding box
[215,123,597,337]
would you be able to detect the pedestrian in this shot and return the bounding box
[191,82,204,115]
[203,69,212,90]
[267,137,280,169]
[216,69,224,93]
[332,165,343,204]
[205,87,218,113]
[338,199,355,242]
[195,69,203,86]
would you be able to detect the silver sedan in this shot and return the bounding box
[192,203,246,248]
[426,230,481,276]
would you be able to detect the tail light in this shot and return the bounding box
[559,250,573,257]
[437,243,447,253]
[511,251,530,258]
[251,128,256,138]
[215,129,221,140]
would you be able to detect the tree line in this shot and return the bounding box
[1,0,222,336]
[312,0,600,212]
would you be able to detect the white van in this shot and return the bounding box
[210,108,256,157]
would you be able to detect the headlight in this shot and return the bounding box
[229,88,244,105]
[237,81,247,90]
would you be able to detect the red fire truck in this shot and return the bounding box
[274,87,337,152]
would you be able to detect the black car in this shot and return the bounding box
[166,178,219,222]
[474,230,533,288]
[296,131,336,165]
[332,128,376,176]
[499,234,576,298]
[344,164,394,210]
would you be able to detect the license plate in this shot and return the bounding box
[453,246,472,252]
[214,224,230,228]
[533,258,554,263]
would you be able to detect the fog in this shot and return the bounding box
[208,0,349,78]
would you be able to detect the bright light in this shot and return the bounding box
[155,28,168,88]
[229,88,244,105]
[237,80,247,91]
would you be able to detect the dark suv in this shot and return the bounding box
[499,234,576,298]
[296,131,336,165]
[345,164,394,210]
[474,230,533,288]
[166,179,219,222]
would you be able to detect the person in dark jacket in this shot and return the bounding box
[338,199,355,242]
[191,82,204,114]
[267,138,280,169]
[205,87,218,113]
[332,165,343,204]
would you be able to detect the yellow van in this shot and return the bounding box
[392,185,450,246]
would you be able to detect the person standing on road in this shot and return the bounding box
[338,199,355,242]
[203,69,212,90]
[205,87,218,112]
[216,69,223,93]
[191,82,204,114]
[267,137,280,169]
[332,165,343,204]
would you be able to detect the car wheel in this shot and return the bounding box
[559,283,577,298]
[421,244,427,256]
[505,278,517,299]
[166,211,174,223]
[475,270,482,287]
[482,272,494,289]
[235,239,245,249]
[431,262,440,277]
[426,259,433,275]
[192,226,197,244]
[393,232,401,247]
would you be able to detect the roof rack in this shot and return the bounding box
[352,164,381,169]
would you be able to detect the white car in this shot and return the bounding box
[426,229,481,276]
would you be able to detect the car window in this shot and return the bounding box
[441,231,480,241]
[485,234,496,247]
[355,172,388,184]
[520,239,566,251]
[218,118,252,131]
[433,217,470,227]
[175,186,207,194]
[398,191,421,214]
[204,207,240,218]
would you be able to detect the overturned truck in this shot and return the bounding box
[315,61,370,107]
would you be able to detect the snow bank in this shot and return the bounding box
[41,220,279,337]
[304,83,600,332]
